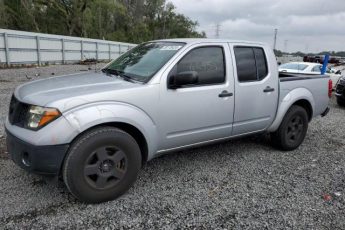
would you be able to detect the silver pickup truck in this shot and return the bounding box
[6,39,330,203]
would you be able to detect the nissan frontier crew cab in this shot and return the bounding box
[6,39,331,203]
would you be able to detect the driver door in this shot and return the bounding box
[157,43,235,150]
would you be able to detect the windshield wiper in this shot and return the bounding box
[102,68,121,76]
[102,68,140,83]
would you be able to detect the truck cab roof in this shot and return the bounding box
[152,38,268,46]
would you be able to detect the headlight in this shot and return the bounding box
[26,105,61,130]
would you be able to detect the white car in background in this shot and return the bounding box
[279,62,342,88]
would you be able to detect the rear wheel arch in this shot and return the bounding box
[292,99,313,121]
[268,89,315,133]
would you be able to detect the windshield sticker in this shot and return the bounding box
[160,46,182,51]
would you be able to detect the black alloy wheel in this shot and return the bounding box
[63,127,142,203]
[271,105,308,151]
[84,146,127,189]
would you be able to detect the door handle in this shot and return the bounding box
[219,90,233,98]
[263,87,275,93]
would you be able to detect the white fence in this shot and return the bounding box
[0,29,136,66]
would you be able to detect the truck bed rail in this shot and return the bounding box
[279,72,328,82]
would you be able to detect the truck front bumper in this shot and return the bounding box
[6,129,69,176]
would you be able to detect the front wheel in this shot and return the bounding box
[271,105,308,151]
[63,127,142,203]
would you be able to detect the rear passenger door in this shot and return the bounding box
[230,44,279,135]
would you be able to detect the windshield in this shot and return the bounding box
[104,42,185,83]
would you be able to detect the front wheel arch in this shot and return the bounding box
[59,122,148,177]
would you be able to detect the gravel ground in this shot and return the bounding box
[0,65,345,229]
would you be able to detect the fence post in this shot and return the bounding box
[108,43,111,61]
[4,32,10,66]
[61,38,65,64]
[36,36,41,66]
[96,42,99,61]
[81,40,84,61]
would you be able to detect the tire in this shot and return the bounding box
[63,126,142,203]
[271,105,308,151]
[337,98,345,107]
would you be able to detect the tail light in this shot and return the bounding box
[328,79,332,98]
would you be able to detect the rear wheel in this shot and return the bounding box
[63,127,141,203]
[271,105,308,151]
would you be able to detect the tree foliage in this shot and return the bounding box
[0,0,205,43]
[275,49,345,58]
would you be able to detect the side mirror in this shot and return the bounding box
[336,70,341,75]
[168,71,198,89]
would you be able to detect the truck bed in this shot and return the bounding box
[278,72,330,118]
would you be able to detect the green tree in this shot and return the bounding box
[0,0,206,43]
[0,0,6,28]
[3,0,41,32]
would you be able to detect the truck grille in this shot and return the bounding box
[8,96,30,127]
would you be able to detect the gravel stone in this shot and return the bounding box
[0,64,344,229]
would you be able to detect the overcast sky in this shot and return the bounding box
[169,0,345,53]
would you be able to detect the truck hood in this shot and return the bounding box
[15,72,142,109]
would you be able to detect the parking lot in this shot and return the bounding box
[0,65,345,229]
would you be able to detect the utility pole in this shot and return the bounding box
[215,23,221,38]
[284,40,288,53]
[162,0,167,38]
[273,28,278,51]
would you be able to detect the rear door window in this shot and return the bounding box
[234,47,268,82]
[234,47,257,82]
